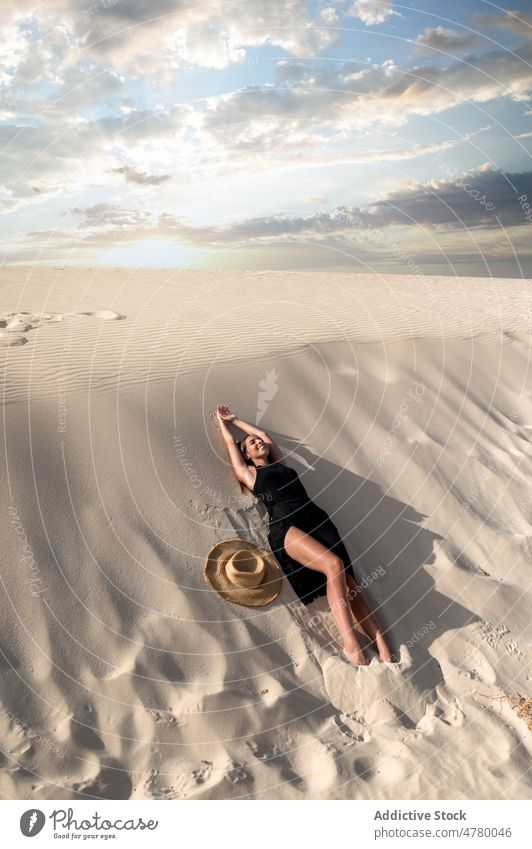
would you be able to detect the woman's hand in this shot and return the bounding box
[216,404,236,423]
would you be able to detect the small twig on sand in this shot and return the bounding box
[472,689,532,730]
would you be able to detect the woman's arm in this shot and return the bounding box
[214,406,266,440]
[214,404,284,468]
[218,416,253,486]
[231,417,266,438]
[231,415,283,461]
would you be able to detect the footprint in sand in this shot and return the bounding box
[146,707,187,727]
[448,636,497,685]
[145,769,182,800]
[223,760,254,787]
[169,760,217,798]
[333,712,369,743]
[480,619,525,658]
[0,309,126,347]
[75,310,126,320]
[246,740,303,788]
[439,696,466,727]
[0,310,62,329]
[323,644,438,727]
[0,317,32,331]
[147,758,240,800]
[146,780,177,800]
[417,699,469,736]
[192,760,214,784]
[0,330,28,346]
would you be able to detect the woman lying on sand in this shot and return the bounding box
[215,404,396,666]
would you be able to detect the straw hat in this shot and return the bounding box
[204,538,283,607]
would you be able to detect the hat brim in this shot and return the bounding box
[204,538,283,607]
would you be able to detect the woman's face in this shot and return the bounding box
[245,435,270,462]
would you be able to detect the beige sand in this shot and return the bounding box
[0,267,531,800]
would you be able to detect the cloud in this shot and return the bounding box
[2,4,532,212]
[2,0,340,79]
[0,121,98,208]
[61,167,532,251]
[59,203,369,246]
[159,206,368,244]
[0,101,190,208]
[70,203,152,229]
[209,128,492,175]
[2,3,532,249]
[0,22,34,86]
[1,40,512,213]
[107,165,171,185]
[275,60,309,83]
[366,166,507,229]
[307,129,492,167]
[414,26,481,55]
[347,1,397,27]
[200,42,532,156]
[193,165,532,240]
[0,32,529,223]
[472,9,532,39]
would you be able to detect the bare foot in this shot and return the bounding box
[374,635,398,663]
[342,644,370,666]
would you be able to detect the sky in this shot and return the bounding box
[1,0,532,276]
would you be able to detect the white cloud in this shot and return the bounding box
[347,1,397,27]
[0,22,33,85]
[2,2,532,255]
[2,30,531,215]
[199,43,532,153]
[3,0,341,78]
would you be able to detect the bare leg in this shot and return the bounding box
[346,575,397,662]
[284,527,369,665]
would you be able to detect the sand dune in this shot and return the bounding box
[0,268,531,800]
[1,266,531,401]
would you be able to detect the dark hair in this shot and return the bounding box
[238,435,270,467]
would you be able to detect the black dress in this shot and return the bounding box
[252,461,359,605]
